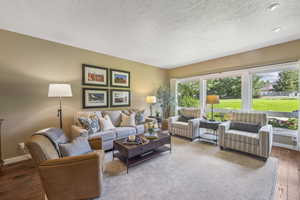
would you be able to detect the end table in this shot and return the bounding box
[199,120,221,145]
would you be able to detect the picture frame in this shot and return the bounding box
[110,69,130,88]
[82,64,108,86]
[83,88,109,108]
[110,89,131,107]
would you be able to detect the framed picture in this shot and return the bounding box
[110,69,130,88]
[110,89,131,107]
[83,88,108,108]
[82,64,108,86]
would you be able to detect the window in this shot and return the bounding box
[177,80,200,108]
[207,76,242,110]
[252,69,299,131]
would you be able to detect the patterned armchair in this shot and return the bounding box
[219,112,273,160]
[168,108,203,141]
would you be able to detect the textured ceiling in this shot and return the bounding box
[0,0,299,68]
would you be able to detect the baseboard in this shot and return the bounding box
[3,154,32,165]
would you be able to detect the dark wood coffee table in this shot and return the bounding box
[112,132,171,173]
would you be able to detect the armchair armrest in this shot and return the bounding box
[71,125,88,139]
[39,153,101,200]
[219,121,231,132]
[218,121,231,147]
[259,125,273,158]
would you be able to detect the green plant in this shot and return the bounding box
[156,86,175,119]
[179,96,199,107]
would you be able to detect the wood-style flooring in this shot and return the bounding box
[0,146,299,200]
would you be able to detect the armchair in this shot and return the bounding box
[218,112,273,159]
[26,133,104,200]
[168,108,203,140]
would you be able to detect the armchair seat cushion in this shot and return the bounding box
[172,121,188,129]
[115,127,136,139]
[225,129,259,145]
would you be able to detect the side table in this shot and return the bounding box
[199,120,221,145]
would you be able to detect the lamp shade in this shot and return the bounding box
[146,96,157,104]
[48,84,72,97]
[206,95,220,104]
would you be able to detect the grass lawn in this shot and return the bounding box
[213,98,299,112]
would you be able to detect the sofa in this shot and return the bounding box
[219,112,273,159]
[168,108,203,140]
[26,130,104,200]
[71,110,156,150]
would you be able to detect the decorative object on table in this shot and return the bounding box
[83,88,108,108]
[110,89,131,107]
[206,95,220,121]
[48,84,73,129]
[123,135,147,145]
[0,119,4,175]
[146,96,156,117]
[110,69,130,88]
[156,86,175,119]
[199,120,221,145]
[82,64,108,86]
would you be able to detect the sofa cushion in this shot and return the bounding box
[99,115,115,131]
[230,121,261,133]
[135,124,145,134]
[59,136,92,157]
[225,129,259,145]
[115,127,136,139]
[104,110,122,126]
[74,111,103,127]
[90,130,116,141]
[178,115,194,123]
[120,113,136,127]
[179,108,201,118]
[78,116,101,135]
[172,121,188,129]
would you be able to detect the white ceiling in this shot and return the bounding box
[0,0,299,69]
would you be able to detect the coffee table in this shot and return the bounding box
[112,132,171,173]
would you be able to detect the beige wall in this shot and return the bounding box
[169,39,300,78]
[0,29,168,159]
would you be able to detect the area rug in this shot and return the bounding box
[100,137,278,200]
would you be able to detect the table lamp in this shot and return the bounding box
[206,95,220,121]
[146,96,157,117]
[48,84,72,129]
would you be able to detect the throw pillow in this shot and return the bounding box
[99,115,115,131]
[78,115,100,135]
[120,113,136,127]
[134,110,146,124]
[230,121,261,133]
[178,115,194,123]
[59,136,92,157]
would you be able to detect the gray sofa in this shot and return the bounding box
[71,110,156,150]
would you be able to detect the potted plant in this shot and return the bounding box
[156,86,175,130]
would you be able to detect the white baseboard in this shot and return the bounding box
[4,154,32,165]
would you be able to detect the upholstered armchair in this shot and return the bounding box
[168,108,203,140]
[219,112,273,160]
[26,134,104,200]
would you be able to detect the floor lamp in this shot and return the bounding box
[206,95,220,121]
[48,84,72,129]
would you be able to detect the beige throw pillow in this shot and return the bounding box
[99,115,115,131]
[120,113,136,127]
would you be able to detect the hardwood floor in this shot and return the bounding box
[0,147,299,200]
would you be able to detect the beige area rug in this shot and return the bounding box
[100,137,277,200]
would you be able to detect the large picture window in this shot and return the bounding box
[177,80,200,108]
